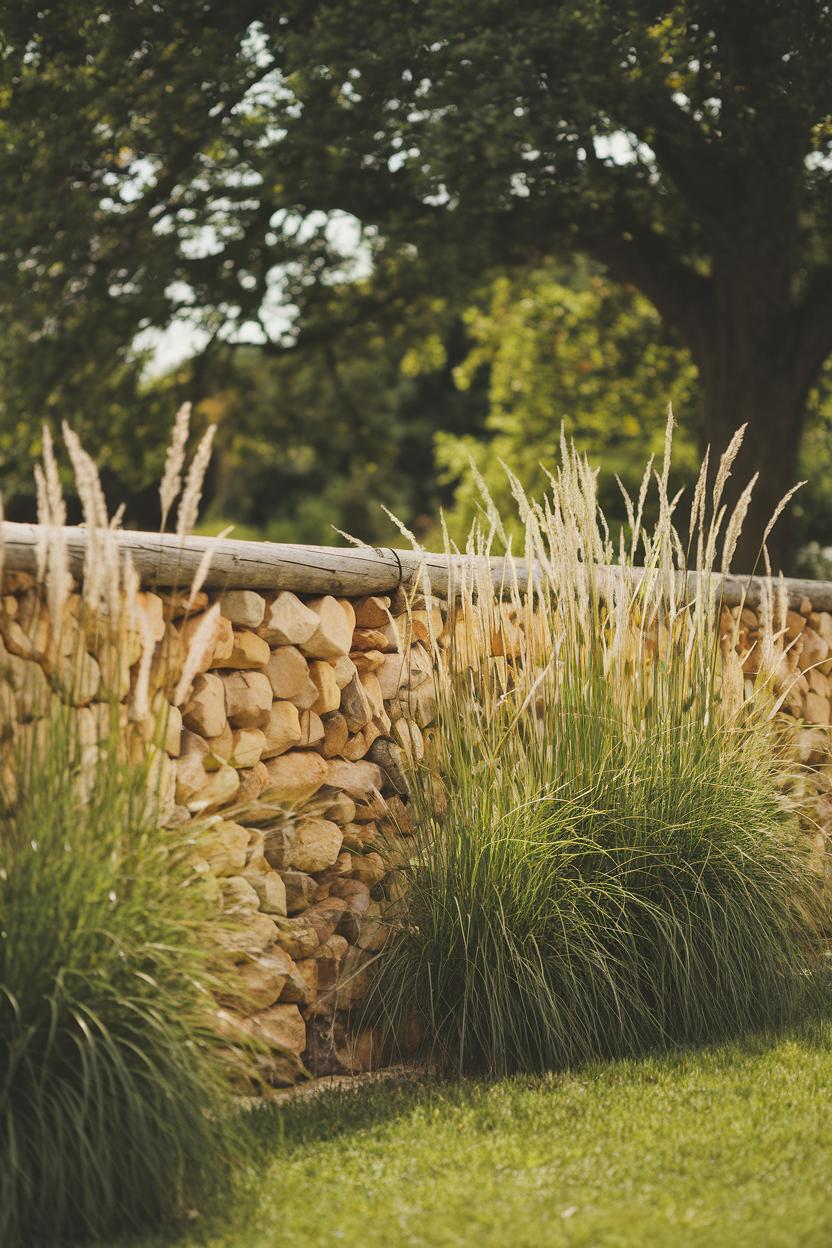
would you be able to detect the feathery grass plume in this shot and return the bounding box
[187,524,233,612]
[174,601,220,706]
[160,401,191,531]
[367,422,827,1077]
[61,421,110,613]
[177,424,217,539]
[0,490,4,590]
[0,703,244,1247]
[39,427,71,636]
[131,600,157,724]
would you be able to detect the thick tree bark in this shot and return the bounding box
[696,319,810,575]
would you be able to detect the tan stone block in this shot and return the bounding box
[204,722,234,764]
[322,711,349,758]
[243,867,287,915]
[392,716,424,760]
[194,820,249,876]
[309,660,340,715]
[222,949,295,1010]
[321,790,357,825]
[334,946,371,1007]
[377,651,407,700]
[237,760,269,804]
[263,750,328,804]
[218,590,266,629]
[248,1003,306,1055]
[182,672,227,738]
[305,897,348,944]
[50,647,101,707]
[273,913,321,959]
[352,626,399,654]
[221,875,261,913]
[350,851,386,887]
[262,700,302,759]
[351,649,385,674]
[215,911,278,961]
[338,598,356,632]
[229,727,266,769]
[266,645,310,699]
[799,627,829,672]
[1,612,49,662]
[786,610,807,641]
[181,610,233,672]
[159,590,209,620]
[298,709,324,749]
[136,592,166,643]
[259,592,319,646]
[341,725,381,761]
[340,672,372,732]
[805,691,831,725]
[331,653,357,689]
[315,933,349,993]
[301,596,353,660]
[288,817,343,873]
[288,674,318,711]
[280,957,317,1004]
[353,595,392,629]
[809,612,832,648]
[325,757,384,802]
[368,737,408,790]
[175,752,240,813]
[220,629,270,671]
[222,670,272,728]
[0,637,50,721]
[396,678,437,729]
[160,700,183,756]
[359,671,384,718]
[280,869,319,914]
[809,669,831,698]
[145,622,185,700]
[355,901,390,953]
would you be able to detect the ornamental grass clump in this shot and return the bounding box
[370,414,827,1076]
[0,410,247,1247]
[0,704,244,1248]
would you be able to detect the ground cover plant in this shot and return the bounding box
[0,411,248,1246]
[131,1020,832,1248]
[368,417,828,1074]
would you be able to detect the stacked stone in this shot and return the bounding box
[722,597,832,887]
[0,570,437,1083]
[170,586,445,1080]
[5,562,831,1083]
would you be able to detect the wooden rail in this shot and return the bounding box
[3,521,832,610]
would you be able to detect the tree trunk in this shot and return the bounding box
[697,332,809,575]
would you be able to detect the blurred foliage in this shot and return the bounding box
[3,3,832,566]
[435,262,700,542]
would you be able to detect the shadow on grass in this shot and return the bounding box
[132,1004,832,1248]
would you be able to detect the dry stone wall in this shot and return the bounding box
[0,570,436,1084]
[2,562,831,1086]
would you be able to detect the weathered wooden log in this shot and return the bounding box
[3,521,832,609]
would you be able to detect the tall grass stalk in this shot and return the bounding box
[370,414,827,1076]
[0,410,246,1245]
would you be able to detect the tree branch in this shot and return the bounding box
[576,222,713,364]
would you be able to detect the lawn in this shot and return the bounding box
[137,1019,832,1248]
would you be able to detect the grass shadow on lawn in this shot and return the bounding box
[132,1009,832,1248]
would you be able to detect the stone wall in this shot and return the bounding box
[2,564,831,1085]
[0,570,436,1084]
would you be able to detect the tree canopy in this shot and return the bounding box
[3,3,832,565]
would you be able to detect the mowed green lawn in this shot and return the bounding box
[140,1021,832,1248]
